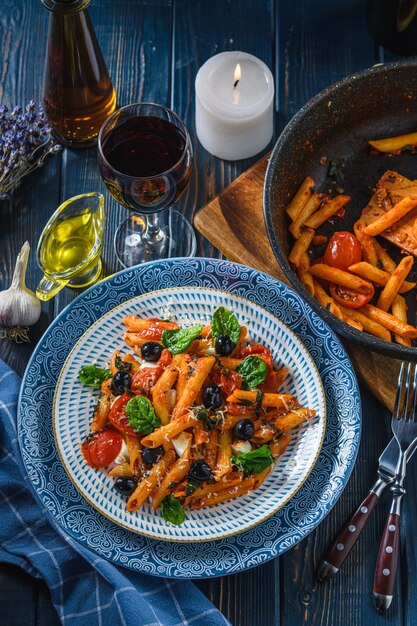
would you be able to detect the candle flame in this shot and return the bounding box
[234,63,241,84]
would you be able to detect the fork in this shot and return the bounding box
[373,361,417,613]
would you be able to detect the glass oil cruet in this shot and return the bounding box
[41,0,116,148]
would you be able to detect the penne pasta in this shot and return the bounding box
[226,390,298,409]
[353,220,378,266]
[304,195,351,229]
[297,253,315,296]
[339,305,391,342]
[288,228,315,267]
[391,294,412,347]
[215,430,232,479]
[376,255,414,312]
[152,355,181,424]
[126,449,176,512]
[190,477,255,509]
[289,192,322,239]
[151,449,191,509]
[348,261,415,293]
[141,413,196,449]
[363,196,417,236]
[286,176,316,221]
[171,356,216,420]
[309,264,374,295]
[90,379,112,432]
[359,304,417,338]
[369,131,417,154]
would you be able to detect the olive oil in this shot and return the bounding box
[36,192,105,301]
[40,213,100,274]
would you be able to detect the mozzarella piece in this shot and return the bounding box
[112,439,130,465]
[172,432,192,457]
[231,440,252,456]
[139,361,160,370]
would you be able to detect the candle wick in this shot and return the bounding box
[233,79,240,89]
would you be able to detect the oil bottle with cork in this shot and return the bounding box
[41,0,116,148]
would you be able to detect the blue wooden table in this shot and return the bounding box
[1,0,416,624]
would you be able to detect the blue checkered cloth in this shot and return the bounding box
[0,359,230,626]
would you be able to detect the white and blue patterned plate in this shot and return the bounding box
[53,287,326,542]
[18,259,361,577]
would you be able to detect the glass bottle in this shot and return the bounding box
[41,0,117,148]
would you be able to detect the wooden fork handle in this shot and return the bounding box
[373,513,400,612]
[317,491,379,581]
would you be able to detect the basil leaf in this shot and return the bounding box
[79,365,112,387]
[185,477,201,496]
[162,324,202,355]
[235,356,268,390]
[231,444,274,475]
[211,307,240,343]
[126,396,161,435]
[160,494,186,525]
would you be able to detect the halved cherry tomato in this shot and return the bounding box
[324,232,362,270]
[211,366,242,398]
[237,344,273,369]
[108,393,140,436]
[259,370,282,393]
[329,283,373,309]
[131,367,162,395]
[81,428,122,468]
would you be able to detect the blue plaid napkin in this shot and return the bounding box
[0,359,230,626]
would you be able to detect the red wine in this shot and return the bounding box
[102,116,186,176]
[100,115,191,212]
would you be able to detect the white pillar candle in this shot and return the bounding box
[195,51,274,161]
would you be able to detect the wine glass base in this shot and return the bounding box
[114,209,197,268]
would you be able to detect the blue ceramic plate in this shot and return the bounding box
[18,259,361,578]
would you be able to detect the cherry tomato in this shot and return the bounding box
[259,370,282,393]
[237,344,273,369]
[211,366,242,398]
[324,232,362,270]
[108,393,140,436]
[131,367,162,395]
[329,283,374,309]
[81,428,122,468]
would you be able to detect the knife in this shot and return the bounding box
[317,436,417,582]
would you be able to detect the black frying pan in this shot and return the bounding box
[264,61,417,360]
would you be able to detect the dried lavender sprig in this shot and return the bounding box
[0,100,62,199]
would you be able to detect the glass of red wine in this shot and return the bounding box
[98,103,195,267]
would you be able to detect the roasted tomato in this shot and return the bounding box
[324,231,362,270]
[108,393,139,436]
[131,367,162,395]
[237,344,273,369]
[81,428,123,468]
[329,283,373,309]
[212,366,242,398]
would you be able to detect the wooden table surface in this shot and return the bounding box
[1,1,417,625]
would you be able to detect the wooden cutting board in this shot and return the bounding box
[194,154,403,412]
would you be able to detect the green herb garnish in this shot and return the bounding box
[328,159,344,185]
[162,324,203,355]
[185,477,201,496]
[196,406,221,432]
[160,494,186,525]
[79,365,112,387]
[211,307,241,344]
[115,355,132,372]
[231,444,274,475]
[125,396,161,435]
[236,356,268,390]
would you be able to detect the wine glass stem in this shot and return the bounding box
[144,212,165,244]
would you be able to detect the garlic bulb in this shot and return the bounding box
[0,242,41,342]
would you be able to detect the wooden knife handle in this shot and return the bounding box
[317,491,379,581]
[373,512,400,612]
